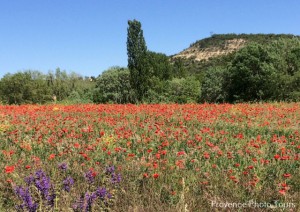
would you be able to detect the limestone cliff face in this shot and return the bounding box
[172,39,246,61]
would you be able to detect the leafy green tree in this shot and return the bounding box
[262,38,300,101]
[127,19,150,102]
[0,71,52,104]
[172,59,188,78]
[26,71,53,103]
[145,77,170,103]
[166,77,201,103]
[93,67,135,103]
[201,67,227,102]
[227,43,277,102]
[0,73,29,104]
[52,68,70,101]
[148,51,172,80]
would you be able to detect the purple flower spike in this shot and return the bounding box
[58,162,68,171]
[84,192,97,212]
[34,169,55,207]
[14,186,38,212]
[111,173,122,184]
[24,175,34,186]
[84,170,95,184]
[63,177,74,192]
[106,165,115,174]
[46,193,56,207]
[96,187,107,199]
[35,174,51,198]
[72,196,84,211]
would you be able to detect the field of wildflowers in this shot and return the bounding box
[0,103,299,211]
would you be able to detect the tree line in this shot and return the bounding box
[0,20,299,104]
[0,69,96,104]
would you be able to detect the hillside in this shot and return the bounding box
[172,33,299,60]
[171,33,300,72]
[173,37,246,61]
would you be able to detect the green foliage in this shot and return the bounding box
[226,43,278,102]
[148,51,173,80]
[145,76,201,103]
[167,77,201,103]
[93,67,135,103]
[0,71,52,104]
[172,59,188,78]
[190,33,299,50]
[127,19,150,102]
[201,67,227,103]
[191,34,300,103]
[0,69,95,105]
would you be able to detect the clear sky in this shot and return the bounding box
[1,0,300,78]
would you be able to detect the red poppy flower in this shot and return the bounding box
[274,154,280,160]
[155,153,160,159]
[153,173,159,179]
[48,154,56,160]
[5,165,15,174]
[279,189,286,195]
[74,143,81,148]
[247,165,254,169]
[177,151,185,156]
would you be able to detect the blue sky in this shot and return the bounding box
[1,0,300,78]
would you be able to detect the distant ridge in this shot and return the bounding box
[171,33,300,62]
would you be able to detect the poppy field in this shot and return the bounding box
[0,103,299,211]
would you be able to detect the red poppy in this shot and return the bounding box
[177,151,185,156]
[247,165,254,169]
[283,173,291,178]
[74,143,81,148]
[48,154,56,160]
[274,154,280,160]
[155,153,160,159]
[5,165,15,174]
[279,189,286,195]
[153,173,159,179]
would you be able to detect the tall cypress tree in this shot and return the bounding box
[127,19,149,102]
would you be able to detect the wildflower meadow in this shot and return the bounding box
[0,103,299,211]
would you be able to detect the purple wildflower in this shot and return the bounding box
[72,196,84,211]
[84,170,95,184]
[46,193,56,207]
[24,175,34,186]
[84,192,97,212]
[63,177,74,192]
[14,186,38,212]
[106,165,115,174]
[111,173,121,184]
[34,169,55,207]
[35,169,47,179]
[73,192,97,212]
[34,173,51,198]
[96,187,107,199]
[58,162,68,171]
[107,192,112,199]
